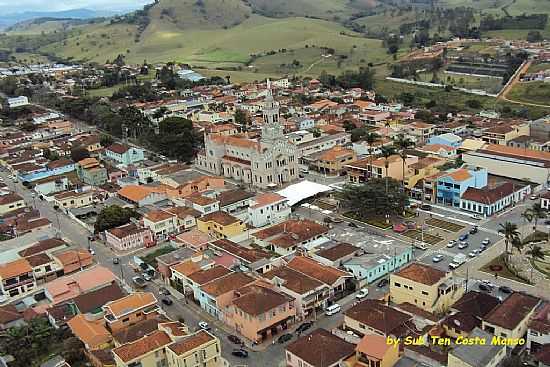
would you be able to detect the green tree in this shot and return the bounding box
[234,109,251,127]
[498,221,520,258]
[95,205,140,233]
[380,145,397,193]
[100,134,114,147]
[70,146,90,162]
[526,202,547,237]
[393,134,414,187]
[364,132,380,179]
[155,117,200,162]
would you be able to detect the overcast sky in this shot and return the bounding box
[0,0,153,13]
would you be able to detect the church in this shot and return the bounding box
[196,80,299,189]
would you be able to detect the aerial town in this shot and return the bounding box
[1,1,550,367]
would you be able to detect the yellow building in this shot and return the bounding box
[308,146,357,176]
[166,331,222,367]
[344,334,399,367]
[405,157,447,190]
[53,190,94,209]
[196,211,246,240]
[0,193,25,215]
[389,263,464,314]
[482,122,530,145]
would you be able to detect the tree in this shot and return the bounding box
[342,120,356,131]
[43,148,60,161]
[364,132,380,179]
[465,99,482,109]
[380,145,396,194]
[526,202,546,237]
[155,117,200,162]
[498,222,520,258]
[100,134,114,147]
[70,146,90,162]
[95,205,140,233]
[527,30,543,43]
[20,122,37,132]
[234,109,251,127]
[393,134,414,187]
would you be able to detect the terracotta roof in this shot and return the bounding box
[106,143,129,155]
[144,209,174,223]
[315,243,359,261]
[420,144,456,153]
[393,263,446,286]
[0,304,22,325]
[443,168,471,182]
[198,211,241,226]
[45,266,116,303]
[451,291,500,318]
[187,265,232,285]
[200,272,255,297]
[483,292,540,330]
[210,135,260,151]
[67,314,111,349]
[46,158,73,169]
[168,331,215,356]
[483,144,550,162]
[0,193,24,206]
[160,321,188,337]
[232,285,291,316]
[53,249,92,267]
[287,256,350,286]
[175,229,212,247]
[78,157,100,169]
[165,206,201,219]
[104,292,157,319]
[113,330,172,363]
[113,317,169,345]
[18,238,65,258]
[529,302,550,334]
[170,260,202,277]
[345,300,412,335]
[118,185,165,202]
[217,189,254,207]
[108,223,147,239]
[461,182,517,205]
[286,329,355,367]
[253,219,328,249]
[318,146,355,161]
[250,192,287,209]
[356,334,392,360]
[442,312,480,333]
[73,283,125,314]
[186,194,219,206]
[263,266,323,294]
[0,258,32,279]
[25,253,52,267]
[211,239,271,263]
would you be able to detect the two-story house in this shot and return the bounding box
[0,259,36,302]
[198,272,255,320]
[196,211,246,240]
[435,166,487,207]
[103,292,160,334]
[106,222,156,251]
[248,193,291,228]
[53,190,95,209]
[103,144,144,166]
[0,193,25,215]
[143,210,179,242]
[76,158,108,186]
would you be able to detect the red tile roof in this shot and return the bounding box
[483,292,540,330]
[113,330,172,363]
[393,263,446,286]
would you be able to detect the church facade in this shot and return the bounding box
[196,81,299,189]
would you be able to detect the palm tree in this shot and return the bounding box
[520,209,533,240]
[364,132,380,179]
[380,145,396,194]
[499,221,520,258]
[393,134,414,187]
[526,245,545,282]
[529,202,546,237]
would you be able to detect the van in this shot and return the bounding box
[325,304,341,316]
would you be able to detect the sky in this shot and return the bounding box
[0,0,153,14]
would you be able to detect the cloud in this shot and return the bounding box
[0,0,153,13]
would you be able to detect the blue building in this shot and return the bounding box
[18,159,75,183]
[436,166,487,207]
[428,133,462,148]
[103,143,144,166]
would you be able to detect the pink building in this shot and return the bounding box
[105,223,155,252]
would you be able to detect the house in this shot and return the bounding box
[217,189,254,218]
[482,292,540,342]
[343,334,400,367]
[481,122,529,145]
[248,192,291,228]
[196,211,246,240]
[165,331,222,367]
[70,282,125,316]
[0,193,25,215]
[434,167,487,207]
[103,292,160,334]
[428,133,462,148]
[313,242,361,267]
[0,258,36,302]
[417,144,457,158]
[185,194,220,215]
[406,121,435,144]
[346,155,418,184]
[286,329,356,367]
[448,328,506,367]
[209,239,273,273]
[305,146,357,176]
[143,210,179,242]
[460,181,531,217]
[344,300,413,338]
[0,304,25,330]
[165,206,201,231]
[67,314,111,350]
[227,284,296,343]
[443,291,500,338]
[18,158,75,183]
[53,190,94,209]
[52,249,93,274]
[117,185,167,207]
[76,158,108,186]
[528,302,550,354]
[106,223,155,252]
[112,329,172,367]
[287,256,351,301]
[198,272,255,320]
[18,238,69,257]
[156,247,199,282]
[172,264,229,301]
[7,96,29,108]
[103,144,144,166]
[390,263,465,314]
[262,266,328,320]
[174,229,212,251]
[252,219,329,256]
[32,175,70,196]
[24,252,60,284]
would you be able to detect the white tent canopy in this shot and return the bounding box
[277,180,333,206]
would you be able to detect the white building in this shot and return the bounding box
[248,192,291,228]
[196,80,299,189]
[7,96,29,109]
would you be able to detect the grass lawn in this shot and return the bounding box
[480,254,531,284]
[415,70,504,95]
[507,81,550,106]
[531,250,550,279]
[528,62,550,73]
[401,230,443,245]
[425,218,465,233]
[141,245,176,268]
[342,212,392,230]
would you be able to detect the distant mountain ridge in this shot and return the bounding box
[0,9,119,30]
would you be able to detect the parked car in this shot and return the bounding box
[446,240,456,248]
[499,286,513,294]
[348,222,358,228]
[377,278,389,288]
[355,288,369,299]
[296,321,314,333]
[142,273,152,281]
[530,194,539,200]
[159,287,170,296]
[469,226,478,235]
[161,298,173,306]
[228,335,243,344]
[232,349,248,358]
[420,204,432,211]
[458,242,469,249]
[277,334,293,344]
[458,234,469,241]
[478,283,492,292]
[432,254,444,263]
[132,276,146,289]
[198,321,210,331]
[468,251,477,258]
[481,238,491,246]
[112,258,119,265]
[449,262,459,270]
[472,214,482,220]
[325,304,341,316]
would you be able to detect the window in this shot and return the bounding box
[394,282,401,287]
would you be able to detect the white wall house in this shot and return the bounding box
[248,193,291,228]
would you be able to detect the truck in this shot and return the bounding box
[449,254,467,269]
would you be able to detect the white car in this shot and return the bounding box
[142,273,152,281]
[198,321,210,330]
[355,289,369,299]
[446,240,456,248]
[449,262,460,269]
[472,214,482,220]
[432,254,444,263]
[482,238,491,246]
[468,251,477,258]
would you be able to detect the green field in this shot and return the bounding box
[507,81,550,106]
[528,62,550,73]
[415,70,504,95]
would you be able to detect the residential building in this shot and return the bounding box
[428,133,462,148]
[196,211,246,240]
[482,292,540,341]
[460,181,531,217]
[52,249,93,274]
[305,146,357,176]
[165,206,201,231]
[156,247,199,282]
[435,167,487,207]
[198,272,255,320]
[217,189,254,218]
[143,210,179,242]
[166,331,222,367]
[417,144,458,158]
[117,185,167,207]
[227,284,296,343]
[252,219,328,256]
[67,314,111,350]
[103,292,160,334]
[103,144,144,166]
[248,192,291,228]
[390,263,465,313]
[346,155,418,184]
[286,329,356,367]
[448,328,506,367]
[53,190,94,209]
[32,175,70,196]
[344,300,413,338]
[528,302,550,353]
[296,132,351,158]
[76,158,108,186]
[443,291,500,338]
[18,158,75,183]
[174,229,213,251]
[106,223,155,252]
[185,194,220,215]
[112,329,172,367]
[0,304,25,330]
[0,259,35,302]
[406,121,435,144]
[313,242,361,267]
[0,193,25,215]
[196,81,299,188]
[343,334,400,367]
[481,122,529,145]
[209,239,273,274]
[7,96,29,108]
